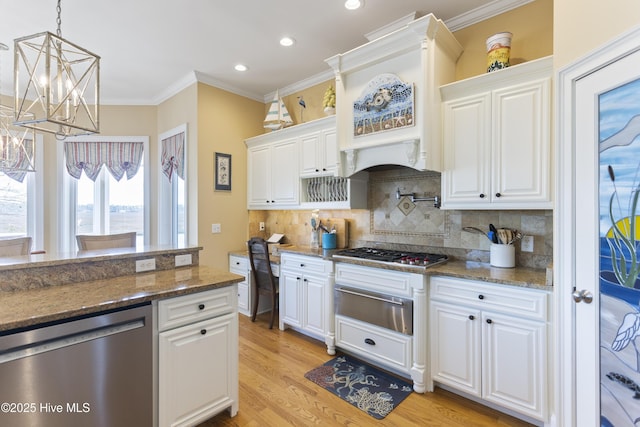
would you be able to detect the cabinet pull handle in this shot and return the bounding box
[198,304,205,310]
[468,315,475,320]
[478,295,484,300]
[495,192,502,198]
[364,338,376,346]
[200,329,207,335]
[486,319,493,324]
[479,193,485,199]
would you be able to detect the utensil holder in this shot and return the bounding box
[322,233,337,249]
[490,243,515,268]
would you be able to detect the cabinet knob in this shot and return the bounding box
[495,192,502,198]
[198,303,205,310]
[478,295,484,300]
[315,168,319,172]
[364,338,376,346]
[200,329,207,335]
[300,263,305,267]
[479,193,485,199]
[468,315,475,320]
[271,200,275,203]
[303,278,308,282]
[296,277,301,280]
[322,168,326,171]
[486,319,493,324]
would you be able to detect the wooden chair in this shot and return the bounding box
[0,237,32,256]
[76,232,137,251]
[247,237,279,329]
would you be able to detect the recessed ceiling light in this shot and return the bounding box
[344,0,363,10]
[234,64,247,72]
[279,37,295,47]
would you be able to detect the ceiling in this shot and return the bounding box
[0,0,530,105]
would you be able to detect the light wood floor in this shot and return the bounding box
[199,312,534,427]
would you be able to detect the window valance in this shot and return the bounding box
[64,141,144,181]
[1,137,35,183]
[161,132,185,182]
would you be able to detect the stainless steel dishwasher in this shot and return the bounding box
[0,302,152,427]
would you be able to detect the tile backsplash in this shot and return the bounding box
[248,168,552,269]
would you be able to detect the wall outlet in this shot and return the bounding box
[136,258,156,272]
[521,235,534,253]
[259,222,265,231]
[212,223,221,233]
[175,254,192,267]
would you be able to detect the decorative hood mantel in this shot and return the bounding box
[325,13,462,176]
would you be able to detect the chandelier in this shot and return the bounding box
[14,0,100,138]
[0,43,35,174]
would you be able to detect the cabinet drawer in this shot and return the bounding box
[158,286,236,332]
[281,253,333,276]
[429,276,547,321]
[335,315,412,373]
[335,263,423,297]
[229,255,248,272]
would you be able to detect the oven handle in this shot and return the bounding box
[336,287,405,306]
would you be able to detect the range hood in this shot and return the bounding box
[325,13,462,176]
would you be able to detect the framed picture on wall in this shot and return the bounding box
[214,152,231,191]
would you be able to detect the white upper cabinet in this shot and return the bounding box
[246,137,299,209]
[441,56,553,210]
[299,117,338,177]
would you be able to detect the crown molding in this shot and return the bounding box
[444,0,534,32]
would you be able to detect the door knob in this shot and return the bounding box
[572,289,593,304]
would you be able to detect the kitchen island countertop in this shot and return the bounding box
[0,265,243,332]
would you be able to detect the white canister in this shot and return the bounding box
[490,243,515,268]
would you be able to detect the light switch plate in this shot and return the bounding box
[212,223,221,233]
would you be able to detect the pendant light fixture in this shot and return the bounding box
[14,0,100,138]
[0,43,35,174]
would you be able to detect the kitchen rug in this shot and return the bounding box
[304,355,413,419]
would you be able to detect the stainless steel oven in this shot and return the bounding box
[335,285,413,335]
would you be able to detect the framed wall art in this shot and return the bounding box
[214,152,231,191]
[353,73,415,137]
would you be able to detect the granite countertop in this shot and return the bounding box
[0,265,244,332]
[257,246,552,290]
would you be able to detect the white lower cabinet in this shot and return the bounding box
[429,276,548,422]
[157,287,238,427]
[279,253,335,354]
[335,314,412,373]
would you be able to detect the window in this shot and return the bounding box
[0,136,43,249]
[61,136,149,251]
[158,125,187,247]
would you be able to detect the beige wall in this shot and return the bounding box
[157,84,198,248]
[196,83,264,268]
[554,0,638,68]
[452,0,553,80]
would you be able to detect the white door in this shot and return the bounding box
[561,27,640,426]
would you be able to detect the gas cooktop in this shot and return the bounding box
[333,247,448,269]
